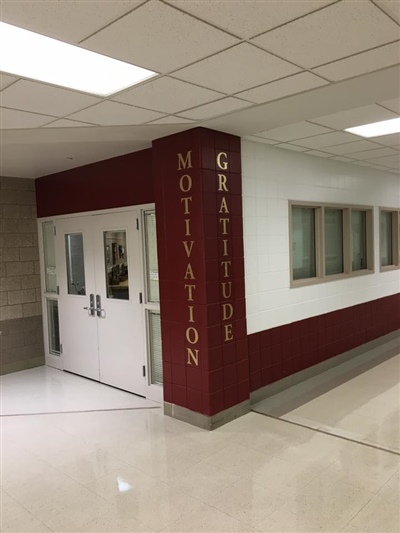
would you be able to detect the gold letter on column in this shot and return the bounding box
[184,263,195,280]
[179,175,192,192]
[218,174,228,192]
[182,241,195,257]
[224,324,234,341]
[178,151,193,170]
[219,197,229,214]
[222,281,232,299]
[216,152,228,170]
[185,284,196,301]
[187,348,199,366]
[222,303,234,321]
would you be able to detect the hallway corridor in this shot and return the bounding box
[1,359,399,532]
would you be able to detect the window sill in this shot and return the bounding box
[290,268,375,288]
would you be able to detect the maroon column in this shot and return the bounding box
[153,127,249,427]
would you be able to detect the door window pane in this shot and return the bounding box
[104,230,129,300]
[292,207,316,280]
[65,233,86,295]
[43,222,57,292]
[149,311,162,385]
[144,211,159,302]
[325,209,343,275]
[47,299,61,354]
[380,211,393,266]
[352,210,367,271]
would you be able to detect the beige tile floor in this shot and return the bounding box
[1,361,400,532]
[253,340,400,454]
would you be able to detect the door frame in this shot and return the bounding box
[38,204,162,401]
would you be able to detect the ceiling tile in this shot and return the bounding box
[294,131,358,149]
[326,140,384,155]
[148,116,195,125]
[252,2,400,68]
[42,119,96,128]
[313,41,400,81]
[236,72,328,104]
[165,0,334,38]
[83,1,239,73]
[0,80,101,117]
[330,156,355,162]
[369,164,399,173]
[179,97,253,120]
[68,101,164,125]
[375,0,400,24]
[0,73,19,91]
[112,77,222,114]
[366,153,400,164]
[353,161,375,167]
[311,104,399,130]
[276,143,308,152]
[255,121,332,142]
[0,107,55,129]
[1,1,145,43]
[345,147,400,160]
[173,43,301,94]
[244,136,279,145]
[371,132,400,147]
[379,97,400,114]
[305,150,333,158]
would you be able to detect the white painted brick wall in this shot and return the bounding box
[242,140,400,334]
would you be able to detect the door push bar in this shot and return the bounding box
[83,294,106,318]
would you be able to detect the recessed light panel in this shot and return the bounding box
[0,22,157,96]
[345,117,400,138]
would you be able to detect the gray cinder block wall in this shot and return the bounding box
[0,176,44,375]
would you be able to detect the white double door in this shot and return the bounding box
[55,211,146,396]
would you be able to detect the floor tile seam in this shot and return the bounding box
[122,485,205,533]
[0,406,161,418]
[46,454,131,488]
[372,468,400,500]
[290,469,378,504]
[201,490,285,529]
[324,458,399,494]
[252,410,400,458]
[20,455,127,519]
[337,486,380,532]
[81,459,162,495]
[0,487,55,533]
[166,456,241,487]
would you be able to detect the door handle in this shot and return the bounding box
[83,294,96,317]
[95,294,106,318]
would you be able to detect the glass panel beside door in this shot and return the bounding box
[144,211,159,303]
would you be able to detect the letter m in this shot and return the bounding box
[177,151,193,170]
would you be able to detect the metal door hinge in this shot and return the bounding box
[56,285,60,295]
[53,226,57,236]
[136,219,139,230]
[60,343,63,354]
[139,292,143,304]
[142,365,146,377]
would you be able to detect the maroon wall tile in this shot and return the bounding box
[249,293,400,392]
[36,149,153,217]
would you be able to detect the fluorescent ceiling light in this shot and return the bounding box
[345,117,400,138]
[0,22,157,96]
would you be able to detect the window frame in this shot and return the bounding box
[289,201,375,288]
[379,208,400,272]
